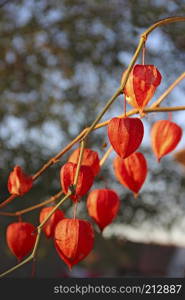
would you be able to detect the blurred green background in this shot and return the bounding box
[0,0,185,277]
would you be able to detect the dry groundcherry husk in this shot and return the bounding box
[87,189,120,231]
[8,165,33,196]
[54,218,94,269]
[122,64,162,114]
[6,222,37,260]
[108,117,144,159]
[151,120,182,161]
[113,152,147,197]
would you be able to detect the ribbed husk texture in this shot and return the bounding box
[54,218,94,269]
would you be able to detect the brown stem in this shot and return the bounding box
[73,140,86,186]
[32,129,87,180]
[0,195,15,209]
[100,146,113,166]
[0,190,63,217]
[82,88,122,140]
[37,192,71,230]
[151,72,185,108]
[142,17,185,39]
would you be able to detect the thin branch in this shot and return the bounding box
[83,38,146,140]
[151,72,185,108]
[100,146,113,166]
[142,17,185,39]
[0,195,16,209]
[82,89,122,140]
[90,105,185,132]
[32,129,87,180]
[142,105,185,113]
[0,190,63,217]
[73,140,86,186]
[0,254,33,278]
[37,192,71,230]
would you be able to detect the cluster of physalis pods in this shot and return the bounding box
[1,63,183,273]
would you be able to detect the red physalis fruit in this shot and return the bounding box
[113,152,147,197]
[6,222,37,260]
[60,162,94,202]
[54,218,94,269]
[108,117,144,159]
[68,148,100,176]
[39,207,65,239]
[87,189,120,231]
[122,64,162,113]
[151,120,182,162]
[8,165,33,196]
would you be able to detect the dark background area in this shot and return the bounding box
[0,0,185,277]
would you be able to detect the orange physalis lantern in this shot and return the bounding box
[68,148,100,176]
[60,162,94,201]
[108,117,144,159]
[39,207,65,239]
[87,189,120,231]
[6,222,37,261]
[151,120,182,161]
[174,149,185,168]
[8,166,33,196]
[54,218,94,269]
[113,152,147,197]
[122,64,162,113]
